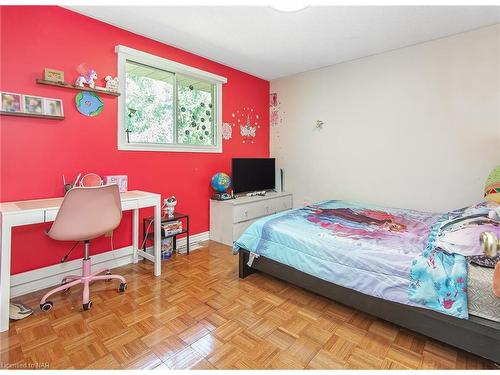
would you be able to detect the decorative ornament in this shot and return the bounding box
[164,196,177,218]
[104,75,119,92]
[43,68,64,83]
[222,122,232,140]
[315,120,324,130]
[75,63,98,89]
[270,93,282,126]
[75,91,104,117]
[127,108,137,118]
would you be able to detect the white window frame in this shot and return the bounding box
[116,45,227,153]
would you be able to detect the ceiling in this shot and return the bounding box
[68,6,500,80]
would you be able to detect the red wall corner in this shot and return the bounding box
[0,6,270,274]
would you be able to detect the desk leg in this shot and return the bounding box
[153,201,161,276]
[0,219,12,332]
[132,208,139,264]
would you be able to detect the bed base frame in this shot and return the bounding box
[239,249,500,363]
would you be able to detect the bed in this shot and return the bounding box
[233,200,500,363]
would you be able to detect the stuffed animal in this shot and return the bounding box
[104,75,119,92]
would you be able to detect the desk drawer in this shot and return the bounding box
[121,200,139,211]
[6,211,45,226]
[45,209,59,222]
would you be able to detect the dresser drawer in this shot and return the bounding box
[269,195,293,213]
[232,195,292,223]
[232,219,259,241]
[233,202,268,223]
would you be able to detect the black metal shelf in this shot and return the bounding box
[145,229,188,240]
[142,212,190,255]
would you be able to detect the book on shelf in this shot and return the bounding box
[162,220,182,236]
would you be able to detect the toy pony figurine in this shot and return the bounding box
[75,63,98,89]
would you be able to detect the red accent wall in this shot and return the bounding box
[0,6,269,274]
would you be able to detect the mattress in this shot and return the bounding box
[468,264,500,323]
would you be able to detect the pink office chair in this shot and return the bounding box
[40,185,127,312]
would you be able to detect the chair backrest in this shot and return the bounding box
[47,185,122,241]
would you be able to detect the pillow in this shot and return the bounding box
[432,201,499,257]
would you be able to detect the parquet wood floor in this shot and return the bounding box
[0,241,495,370]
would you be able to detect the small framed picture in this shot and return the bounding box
[43,98,64,117]
[1,92,23,113]
[23,95,43,114]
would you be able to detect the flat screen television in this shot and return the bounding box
[232,158,276,194]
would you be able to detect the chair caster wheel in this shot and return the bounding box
[40,301,53,311]
[105,271,112,282]
[83,301,92,311]
[118,283,127,293]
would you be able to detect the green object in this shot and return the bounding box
[75,91,104,117]
[484,165,500,202]
[485,165,500,189]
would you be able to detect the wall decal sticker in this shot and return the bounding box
[222,122,232,140]
[240,115,256,143]
[230,106,260,143]
[270,93,282,127]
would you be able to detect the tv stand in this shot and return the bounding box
[209,191,293,246]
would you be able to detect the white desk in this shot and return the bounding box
[0,190,162,332]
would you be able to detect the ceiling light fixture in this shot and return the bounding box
[270,2,309,12]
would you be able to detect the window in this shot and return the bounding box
[116,45,226,152]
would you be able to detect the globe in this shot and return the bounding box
[211,172,231,193]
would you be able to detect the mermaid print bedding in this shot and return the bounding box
[233,200,500,319]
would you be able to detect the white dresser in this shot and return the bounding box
[209,192,293,246]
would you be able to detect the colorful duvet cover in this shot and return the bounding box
[233,200,499,319]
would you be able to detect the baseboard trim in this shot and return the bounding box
[10,231,210,298]
[175,231,210,253]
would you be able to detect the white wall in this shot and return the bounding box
[271,25,500,213]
